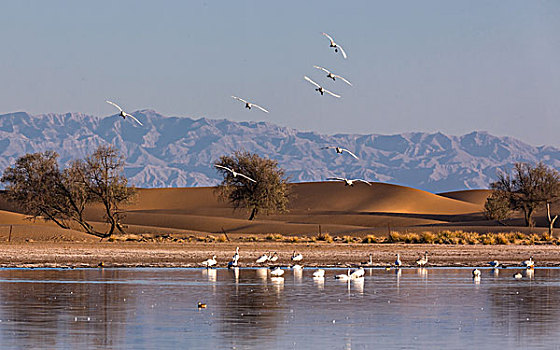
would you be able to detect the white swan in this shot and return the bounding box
[201,255,217,268]
[395,254,402,267]
[231,96,269,113]
[228,246,239,268]
[291,251,303,262]
[522,256,534,269]
[488,260,500,268]
[472,269,481,278]
[105,100,143,126]
[361,253,373,266]
[268,252,279,262]
[416,252,428,266]
[327,177,371,186]
[313,66,352,86]
[270,267,284,277]
[304,76,341,98]
[313,269,325,278]
[513,272,523,279]
[322,32,347,59]
[350,268,365,279]
[321,146,359,160]
[214,164,257,183]
[335,269,351,281]
[256,252,269,264]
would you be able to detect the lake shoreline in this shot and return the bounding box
[0,242,558,268]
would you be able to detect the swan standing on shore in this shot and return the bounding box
[291,251,303,262]
[256,252,269,264]
[231,96,269,113]
[202,255,217,268]
[361,253,373,266]
[214,165,257,183]
[322,32,347,59]
[313,66,352,86]
[327,177,371,186]
[395,254,402,268]
[416,252,428,266]
[105,100,144,126]
[268,252,278,263]
[304,76,341,98]
[522,256,534,269]
[228,247,239,268]
[321,146,359,160]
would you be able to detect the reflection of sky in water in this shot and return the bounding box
[0,267,558,349]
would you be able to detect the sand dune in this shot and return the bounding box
[0,182,497,238]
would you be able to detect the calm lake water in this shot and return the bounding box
[0,267,558,349]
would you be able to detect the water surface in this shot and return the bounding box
[0,267,558,349]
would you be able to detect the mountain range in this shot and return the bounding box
[0,110,558,193]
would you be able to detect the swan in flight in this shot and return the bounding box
[322,32,347,59]
[214,165,257,183]
[291,251,303,262]
[395,254,402,267]
[256,252,269,264]
[202,255,217,268]
[313,66,352,86]
[105,100,143,126]
[304,76,341,98]
[522,256,534,269]
[335,269,351,281]
[489,260,500,268]
[228,247,239,268]
[416,252,428,266]
[270,267,284,277]
[231,96,269,113]
[321,146,359,160]
[313,269,325,278]
[327,177,371,186]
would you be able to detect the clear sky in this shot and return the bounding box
[1,1,559,146]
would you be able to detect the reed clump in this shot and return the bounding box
[382,230,559,245]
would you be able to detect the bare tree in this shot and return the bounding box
[215,151,289,220]
[487,162,560,229]
[1,151,70,228]
[77,145,136,236]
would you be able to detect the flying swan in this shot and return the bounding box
[105,100,143,126]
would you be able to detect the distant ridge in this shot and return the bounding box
[0,110,558,192]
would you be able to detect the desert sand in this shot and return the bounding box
[0,181,558,267]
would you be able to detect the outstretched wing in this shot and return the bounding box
[125,113,144,126]
[304,76,321,88]
[340,148,359,159]
[322,32,334,43]
[106,100,124,112]
[231,96,248,104]
[355,179,371,186]
[327,177,346,182]
[334,74,352,86]
[323,88,341,98]
[337,44,347,59]
[252,103,269,113]
[313,65,330,74]
[321,146,336,150]
[237,172,257,183]
[215,164,234,173]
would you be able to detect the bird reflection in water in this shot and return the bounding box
[256,268,268,283]
[493,268,500,277]
[271,276,284,294]
[417,268,428,280]
[202,268,217,282]
[524,268,535,280]
[351,278,364,295]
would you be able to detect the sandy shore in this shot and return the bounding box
[0,242,559,268]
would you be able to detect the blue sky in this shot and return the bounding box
[1,1,559,146]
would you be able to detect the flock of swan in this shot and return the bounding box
[201,248,537,281]
[104,32,370,188]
